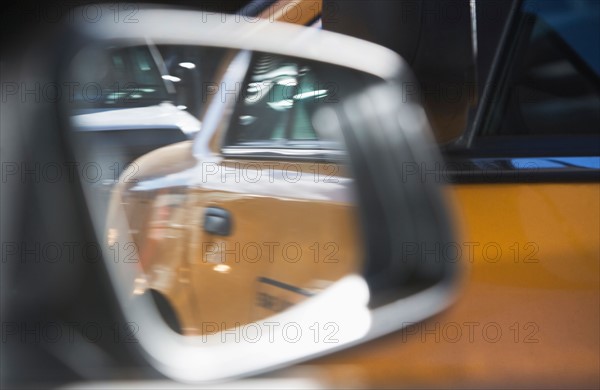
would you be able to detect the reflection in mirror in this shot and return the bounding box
[65,44,383,335]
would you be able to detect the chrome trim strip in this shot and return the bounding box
[257,277,315,297]
[469,0,478,60]
[222,147,344,157]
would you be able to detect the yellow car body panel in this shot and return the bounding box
[311,183,600,388]
[185,160,360,328]
[109,141,362,334]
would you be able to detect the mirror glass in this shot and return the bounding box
[64,43,382,335]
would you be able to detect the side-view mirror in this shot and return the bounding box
[55,6,458,382]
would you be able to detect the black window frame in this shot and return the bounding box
[444,0,600,183]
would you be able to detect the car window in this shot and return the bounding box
[70,46,172,109]
[225,53,339,147]
[483,0,600,137]
[157,45,228,117]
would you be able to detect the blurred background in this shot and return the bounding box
[2,1,599,389]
